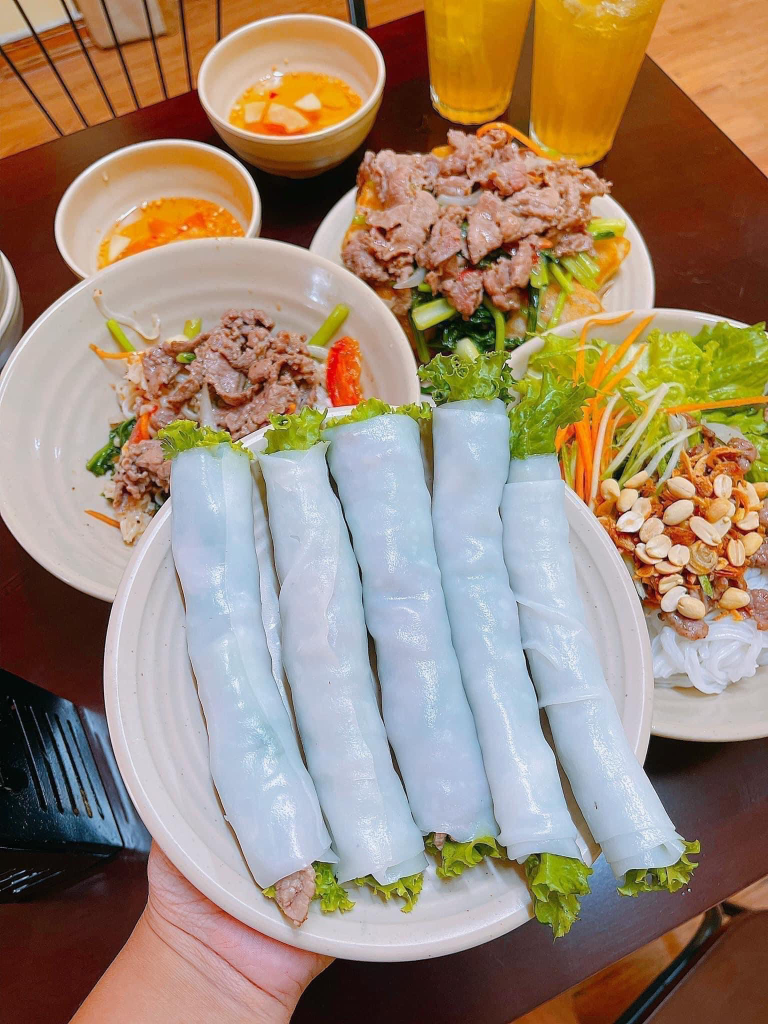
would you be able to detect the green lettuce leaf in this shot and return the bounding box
[425,834,503,878]
[262,862,355,914]
[327,398,432,429]
[354,872,423,912]
[617,840,700,897]
[263,407,327,454]
[637,329,707,406]
[509,371,594,459]
[524,853,593,939]
[313,862,355,913]
[418,352,514,404]
[158,420,253,460]
[697,321,768,402]
[86,417,136,476]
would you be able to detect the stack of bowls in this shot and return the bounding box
[0,251,24,369]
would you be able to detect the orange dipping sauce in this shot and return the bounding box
[98,197,245,269]
[229,70,362,137]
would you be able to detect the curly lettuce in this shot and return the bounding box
[354,872,423,912]
[263,407,327,454]
[262,862,355,914]
[328,398,432,429]
[425,834,503,878]
[418,352,514,404]
[617,840,700,897]
[509,371,594,459]
[524,854,593,939]
[158,420,253,460]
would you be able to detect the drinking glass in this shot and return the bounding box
[530,0,666,165]
[425,0,533,125]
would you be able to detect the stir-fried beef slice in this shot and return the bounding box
[466,192,504,264]
[544,164,609,228]
[364,150,437,206]
[217,374,314,440]
[730,437,758,471]
[481,242,533,310]
[549,230,594,258]
[748,589,768,630]
[439,129,481,175]
[273,866,316,926]
[142,346,182,400]
[430,256,483,317]
[506,185,561,221]
[111,439,171,510]
[751,539,768,568]
[342,230,391,285]
[367,190,439,265]
[486,161,528,196]
[162,334,203,355]
[661,610,709,640]
[434,175,474,197]
[417,206,467,269]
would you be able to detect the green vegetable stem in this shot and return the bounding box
[106,319,135,352]
[308,303,350,348]
[86,417,136,476]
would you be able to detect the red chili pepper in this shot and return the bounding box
[129,407,155,443]
[326,337,363,407]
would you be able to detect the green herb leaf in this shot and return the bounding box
[354,873,423,912]
[509,370,594,459]
[434,302,499,354]
[699,575,714,598]
[157,419,253,460]
[263,407,327,454]
[176,351,196,364]
[86,418,136,476]
[425,834,503,878]
[313,862,355,913]
[328,398,432,429]
[524,853,593,939]
[617,840,700,897]
[419,351,514,404]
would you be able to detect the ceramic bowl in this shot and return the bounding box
[0,237,418,602]
[510,308,768,744]
[0,251,24,370]
[103,408,653,961]
[197,16,385,178]
[54,139,261,279]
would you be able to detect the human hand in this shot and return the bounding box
[71,843,331,1024]
[145,843,332,1022]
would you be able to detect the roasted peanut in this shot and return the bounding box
[719,588,751,611]
[645,534,672,559]
[660,585,687,612]
[616,510,644,533]
[625,470,650,489]
[639,517,664,542]
[635,543,659,565]
[706,498,733,523]
[617,488,639,513]
[632,496,652,520]
[600,478,621,501]
[689,515,722,547]
[677,595,706,620]
[658,574,685,594]
[668,544,691,567]
[743,532,765,557]
[712,516,733,539]
[754,482,768,500]
[713,474,733,499]
[736,511,760,532]
[656,560,683,575]
[663,499,695,526]
[666,477,696,500]
[727,539,746,567]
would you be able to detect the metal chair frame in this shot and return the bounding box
[1,0,367,142]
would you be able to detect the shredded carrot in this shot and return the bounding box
[475,121,551,158]
[666,395,768,414]
[129,409,153,444]
[574,311,635,382]
[574,449,583,499]
[555,426,569,452]
[593,315,654,387]
[600,347,646,395]
[85,509,120,528]
[589,350,609,387]
[574,421,593,500]
[89,344,134,360]
[537,239,553,250]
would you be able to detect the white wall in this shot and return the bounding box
[0,0,81,44]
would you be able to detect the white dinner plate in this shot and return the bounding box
[310,188,655,313]
[0,237,419,603]
[104,413,653,962]
[510,308,768,744]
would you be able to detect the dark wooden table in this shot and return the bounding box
[2,12,768,1024]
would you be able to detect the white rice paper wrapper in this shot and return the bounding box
[501,454,685,880]
[259,443,426,885]
[327,414,498,843]
[432,400,581,862]
[170,443,333,888]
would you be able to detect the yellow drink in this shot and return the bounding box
[425,0,533,124]
[530,0,665,165]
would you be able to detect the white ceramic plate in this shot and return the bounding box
[510,308,768,744]
[0,250,24,370]
[0,238,419,603]
[310,188,655,313]
[104,413,653,962]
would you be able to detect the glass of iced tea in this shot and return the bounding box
[530,0,666,165]
[424,0,533,124]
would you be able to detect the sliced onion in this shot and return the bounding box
[92,288,161,341]
[702,420,746,443]
[437,189,483,207]
[308,344,329,361]
[393,266,427,290]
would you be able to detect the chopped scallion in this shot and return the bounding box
[106,319,135,352]
[482,295,507,352]
[587,218,626,239]
[546,285,569,330]
[411,297,456,332]
[549,262,574,295]
[308,303,350,347]
[351,212,368,227]
[529,255,549,290]
[184,317,202,340]
[176,351,196,364]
